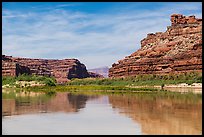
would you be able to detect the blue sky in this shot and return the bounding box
[2,2,202,69]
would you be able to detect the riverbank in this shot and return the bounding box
[2,80,202,94]
[127,83,202,94]
[2,72,202,94]
[2,86,202,106]
[2,74,56,88]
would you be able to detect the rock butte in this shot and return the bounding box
[2,55,101,83]
[109,14,202,77]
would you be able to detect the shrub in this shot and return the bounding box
[44,78,56,86]
[2,74,57,87]
[67,71,202,86]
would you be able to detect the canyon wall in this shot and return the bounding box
[2,55,90,83]
[109,14,202,77]
[2,57,31,77]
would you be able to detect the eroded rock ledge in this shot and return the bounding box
[109,14,202,77]
[2,55,91,83]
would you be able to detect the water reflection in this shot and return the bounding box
[67,94,98,112]
[2,89,202,135]
[2,90,99,116]
[164,87,202,94]
[108,94,202,135]
[2,91,140,135]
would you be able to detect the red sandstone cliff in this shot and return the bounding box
[2,55,90,83]
[109,14,202,77]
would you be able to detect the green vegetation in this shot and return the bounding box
[21,85,202,104]
[2,71,202,96]
[2,76,17,86]
[2,90,55,103]
[69,89,202,103]
[67,71,202,86]
[3,86,201,105]
[27,85,160,92]
[2,90,17,99]
[2,74,56,87]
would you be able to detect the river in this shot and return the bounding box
[2,89,202,135]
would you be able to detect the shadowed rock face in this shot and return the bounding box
[2,55,90,83]
[2,56,31,77]
[109,14,202,77]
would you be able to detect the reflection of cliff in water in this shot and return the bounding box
[108,94,202,135]
[2,92,99,116]
[67,94,97,112]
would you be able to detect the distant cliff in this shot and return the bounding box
[109,14,202,77]
[2,55,90,83]
[88,66,109,78]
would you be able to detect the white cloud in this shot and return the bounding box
[2,3,202,69]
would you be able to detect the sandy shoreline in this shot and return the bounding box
[128,83,202,94]
[164,83,202,88]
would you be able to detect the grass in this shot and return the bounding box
[23,85,202,104]
[26,85,161,93]
[3,71,201,88]
[2,74,57,87]
[2,71,202,98]
[67,71,202,86]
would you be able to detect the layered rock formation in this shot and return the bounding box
[2,61,19,77]
[2,55,90,83]
[109,14,202,77]
[2,56,31,77]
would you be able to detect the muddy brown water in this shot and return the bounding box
[2,89,202,135]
